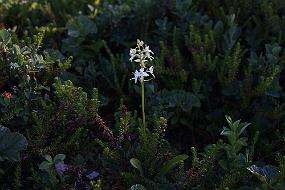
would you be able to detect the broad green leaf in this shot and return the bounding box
[0,29,11,46]
[39,161,53,171]
[66,15,97,38]
[156,154,188,177]
[232,120,241,130]
[44,155,53,162]
[54,154,66,163]
[0,125,28,161]
[130,158,144,176]
[78,15,97,34]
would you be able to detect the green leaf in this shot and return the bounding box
[53,154,66,163]
[0,125,28,161]
[39,161,53,171]
[0,29,11,46]
[214,21,224,37]
[156,154,189,177]
[130,158,144,176]
[220,127,232,136]
[225,115,232,125]
[66,15,97,38]
[44,155,53,162]
[232,120,241,130]
[237,122,250,136]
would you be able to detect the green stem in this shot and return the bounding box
[141,80,146,135]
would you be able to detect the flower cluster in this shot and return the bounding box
[130,40,155,83]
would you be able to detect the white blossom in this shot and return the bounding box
[131,70,140,83]
[131,68,148,83]
[130,40,155,83]
[129,48,136,61]
[130,66,155,83]
[129,39,154,65]
[148,66,155,78]
[144,45,154,60]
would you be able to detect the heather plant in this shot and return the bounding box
[23,79,108,189]
[0,28,72,127]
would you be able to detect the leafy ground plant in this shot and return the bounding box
[0,125,27,162]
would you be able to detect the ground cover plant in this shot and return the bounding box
[0,0,285,189]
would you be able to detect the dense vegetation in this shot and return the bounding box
[0,0,285,189]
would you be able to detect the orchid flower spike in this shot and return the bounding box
[130,39,155,83]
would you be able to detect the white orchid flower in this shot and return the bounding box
[130,66,155,83]
[130,70,140,83]
[144,46,154,60]
[131,68,151,83]
[129,48,136,61]
[129,40,154,65]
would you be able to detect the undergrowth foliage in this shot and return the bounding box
[0,0,285,189]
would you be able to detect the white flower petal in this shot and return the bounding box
[142,72,149,77]
[137,39,144,47]
[144,46,154,54]
[129,48,136,55]
[147,66,155,78]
